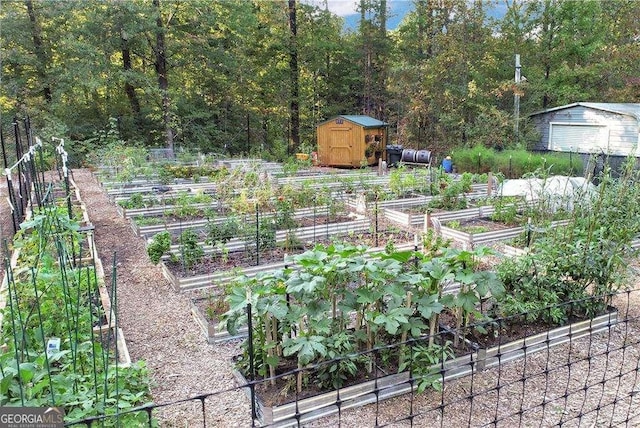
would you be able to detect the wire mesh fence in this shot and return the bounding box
[66,289,640,427]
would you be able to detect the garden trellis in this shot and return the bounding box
[1,119,47,233]
[0,121,150,423]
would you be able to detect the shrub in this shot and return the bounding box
[451,145,584,178]
[147,231,171,264]
[179,229,204,269]
[207,216,240,245]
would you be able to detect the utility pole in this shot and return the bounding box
[514,54,522,140]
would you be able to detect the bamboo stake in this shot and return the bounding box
[297,316,304,392]
[398,291,413,369]
[264,315,276,386]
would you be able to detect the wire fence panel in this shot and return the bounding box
[66,290,640,427]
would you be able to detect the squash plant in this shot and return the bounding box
[223,242,504,394]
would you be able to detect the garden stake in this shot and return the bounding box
[0,129,18,230]
[246,289,257,424]
[4,241,26,350]
[255,203,259,266]
[64,167,73,220]
[180,218,185,274]
[265,314,276,385]
[24,152,37,211]
[113,253,120,424]
[55,238,78,383]
[87,265,100,409]
[398,291,413,368]
[13,121,26,221]
[5,258,25,405]
[5,170,19,233]
[31,150,44,210]
[31,267,56,405]
[374,350,381,427]
[408,339,415,423]
[374,196,379,247]
[326,198,330,240]
[39,141,46,195]
[297,315,304,392]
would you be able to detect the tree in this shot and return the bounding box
[357,0,389,119]
[152,0,174,151]
[288,0,300,151]
[25,0,52,103]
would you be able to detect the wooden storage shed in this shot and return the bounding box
[530,102,640,156]
[316,115,388,167]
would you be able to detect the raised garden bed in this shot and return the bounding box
[162,217,370,259]
[232,309,618,426]
[132,205,336,238]
[430,215,570,250]
[190,275,466,344]
[163,230,416,292]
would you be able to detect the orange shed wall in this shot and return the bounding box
[317,118,388,167]
[317,119,357,167]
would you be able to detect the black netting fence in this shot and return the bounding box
[66,289,640,427]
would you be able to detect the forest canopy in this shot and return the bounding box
[1,0,639,160]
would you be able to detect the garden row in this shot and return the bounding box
[92,150,640,426]
[0,172,150,424]
[217,160,640,425]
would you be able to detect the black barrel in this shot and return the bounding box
[415,150,431,164]
[401,149,417,163]
[386,144,403,167]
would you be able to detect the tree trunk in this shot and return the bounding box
[153,0,174,151]
[376,0,387,119]
[25,0,52,103]
[288,0,300,151]
[120,30,141,117]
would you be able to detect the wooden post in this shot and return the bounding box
[487,172,493,196]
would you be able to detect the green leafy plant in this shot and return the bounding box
[147,231,172,264]
[2,198,152,424]
[179,229,204,269]
[257,221,277,250]
[399,341,453,393]
[223,242,502,396]
[207,216,240,245]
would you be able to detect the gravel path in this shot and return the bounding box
[73,169,251,426]
[66,168,640,427]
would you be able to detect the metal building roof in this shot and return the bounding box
[318,115,388,129]
[530,102,640,121]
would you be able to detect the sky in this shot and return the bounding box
[301,1,507,31]
[302,0,359,16]
[302,0,415,30]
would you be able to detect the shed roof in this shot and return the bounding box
[529,102,640,121]
[318,115,388,129]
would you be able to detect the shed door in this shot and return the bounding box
[549,123,609,153]
[329,128,352,166]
